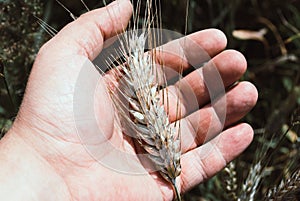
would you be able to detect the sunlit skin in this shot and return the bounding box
[0,0,257,200]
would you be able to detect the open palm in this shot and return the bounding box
[8,1,257,200]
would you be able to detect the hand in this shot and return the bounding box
[0,0,258,200]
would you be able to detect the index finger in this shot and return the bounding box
[154,29,227,74]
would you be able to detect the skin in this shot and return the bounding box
[0,0,258,200]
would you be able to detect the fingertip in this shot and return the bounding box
[222,123,254,162]
[214,50,247,85]
[237,81,258,109]
[235,123,254,146]
[225,49,247,74]
[245,82,258,105]
[210,28,228,50]
[79,0,133,39]
[190,28,227,57]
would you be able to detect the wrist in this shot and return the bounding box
[0,129,71,201]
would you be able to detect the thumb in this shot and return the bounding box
[19,0,132,139]
[41,0,133,60]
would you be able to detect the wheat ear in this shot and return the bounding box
[109,30,182,200]
[238,161,262,201]
[101,0,183,199]
[223,161,238,200]
[265,168,300,201]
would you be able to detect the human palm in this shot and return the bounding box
[7,1,257,200]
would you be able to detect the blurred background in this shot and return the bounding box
[0,0,299,200]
